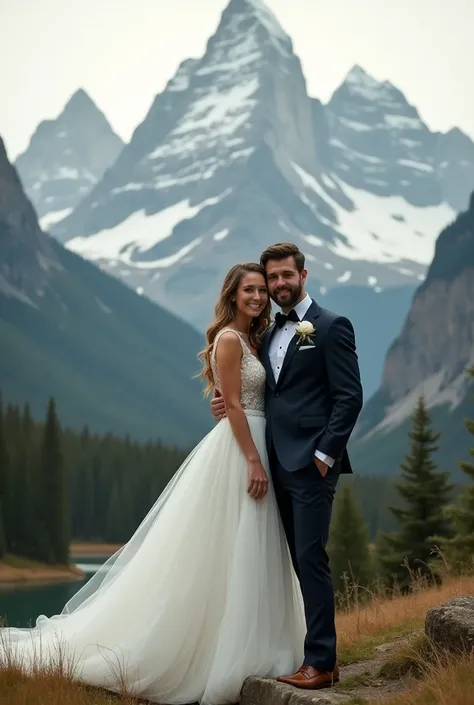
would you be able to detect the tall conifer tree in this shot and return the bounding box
[38,398,70,564]
[0,394,8,558]
[328,483,373,594]
[378,396,452,586]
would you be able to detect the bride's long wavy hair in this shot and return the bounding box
[199,263,271,396]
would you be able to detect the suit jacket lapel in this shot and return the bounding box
[275,299,321,389]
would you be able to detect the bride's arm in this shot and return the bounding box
[215,332,268,500]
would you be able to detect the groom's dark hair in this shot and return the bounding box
[260,242,305,273]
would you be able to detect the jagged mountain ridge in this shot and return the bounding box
[326,66,474,212]
[0,138,59,306]
[435,127,474,211]
[49,0,470,315]
[15,0,470,398]
[15,89,124,231]
[352,192,474,476]
[0,137,209,444]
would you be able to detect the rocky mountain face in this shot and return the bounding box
[327,66,469,210]
[0,139,59,305]
[50,0,465,291]
[29,0,472,396]
[353,193,474,476]
[435,128,474,211]
[14,89,123,231]
[0,137,209,445]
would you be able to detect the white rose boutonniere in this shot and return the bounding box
[295,320,316,345]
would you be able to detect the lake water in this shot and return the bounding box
[0,557,106,628]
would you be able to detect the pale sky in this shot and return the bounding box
[1,0,473,160]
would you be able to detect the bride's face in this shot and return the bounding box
[235,272,268,319]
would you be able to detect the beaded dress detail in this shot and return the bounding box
[211,328,265,417]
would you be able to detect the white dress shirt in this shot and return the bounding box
[268,294,335,467]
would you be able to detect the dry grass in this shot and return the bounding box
[0,666,145,705]
[1,573,473,704]
[377,632,438,680]
[336,573,474,664]
[0,665,135,704]
[0,633,146,705]
[374,652,474,705]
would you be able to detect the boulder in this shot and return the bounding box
[425,596,474,653]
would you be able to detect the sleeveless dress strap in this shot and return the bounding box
[211,328,247,361]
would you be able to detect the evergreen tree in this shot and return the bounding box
[92,454,104,539]
[0,504,6,559]
[16,404,35,556]
[377,396,453,587]
[37,398,70,564]
[0,394,8,558]
[80,428,96,538]
[105,481,122,543]
[0,396,191,557]
[328,483,373,595]
[438,368,474,568]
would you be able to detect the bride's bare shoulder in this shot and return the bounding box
[214,329,243,361]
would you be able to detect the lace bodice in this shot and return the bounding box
[211,328,266,416]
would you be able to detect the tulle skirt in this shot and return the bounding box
[1,414,305,704]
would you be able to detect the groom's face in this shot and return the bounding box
[265,256,307,309]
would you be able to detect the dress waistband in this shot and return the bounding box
[244,409,265,418]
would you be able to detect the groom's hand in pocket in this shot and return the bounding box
[314,456,328,478]
[210,389,227,421]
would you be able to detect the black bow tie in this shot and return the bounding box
[275,309,299,329]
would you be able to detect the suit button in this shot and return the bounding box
[275,392,280,397]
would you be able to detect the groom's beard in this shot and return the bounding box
[272,282,303,309]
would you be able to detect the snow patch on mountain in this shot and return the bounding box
[40,208,73,231]
[67,190,230,263]
[385,114,423,131]
[328,180,456,265]
[148,77,259,163]
[213,228,229,241]
[293,162,456,265]
[47,0,474,341]
[365,362,473,440]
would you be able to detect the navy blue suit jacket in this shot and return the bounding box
[260,299,363,473]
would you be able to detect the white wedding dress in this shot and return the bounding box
[1,328,305,704]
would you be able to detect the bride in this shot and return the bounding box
[0,262,305,704]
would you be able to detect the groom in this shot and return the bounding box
[211,242,363,689]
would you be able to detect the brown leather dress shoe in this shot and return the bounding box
[277,663,340,689]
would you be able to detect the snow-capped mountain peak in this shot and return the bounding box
[14,90,123,231]
[45,0,474,337]
[343,64,394,100]
[336,64,423,132]
[132,0,299,187]
[223,0,292,51]
[327,64,446,207]
[61,88,105,119]
[52,0,317,246]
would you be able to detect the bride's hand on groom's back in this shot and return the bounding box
[210,389,227,420]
